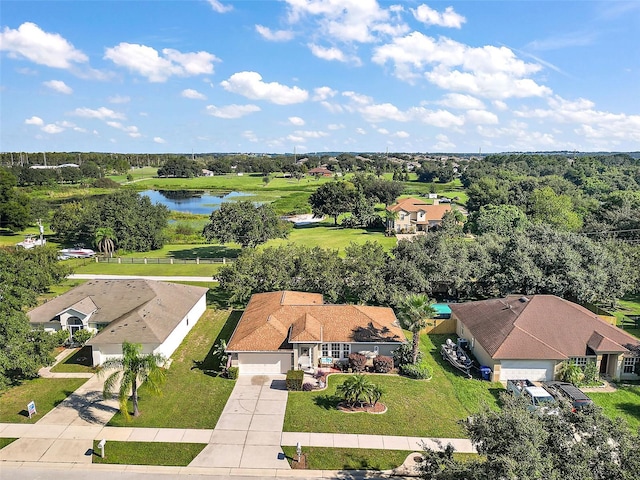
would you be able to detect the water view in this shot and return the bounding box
[140,190,254,215]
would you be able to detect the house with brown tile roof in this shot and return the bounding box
[28,279,208,366]
[449,295,640,383]
[226,291,407,375]
[386,197,452,233]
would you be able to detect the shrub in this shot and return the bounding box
[286,369,304,391]
[373,355,394,373]
[349,353,368,373]
[92,177,120,189]
[582,360,598,385]
[72,329,94,345]
[302,382,314,391]
[226,366,239,379]
[400,363,432,379]
[557,360,584,386]
[52,328,71,346]
[393,344,423,367]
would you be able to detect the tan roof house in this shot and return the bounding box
[227,291,407,375]
[28,279,208,366]
[386,197,452,233]
[450,295,640,383]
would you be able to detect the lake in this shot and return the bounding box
[139,190,254,215]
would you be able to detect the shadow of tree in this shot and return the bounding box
[191,310,242,374]
[206,286,231,310]
[313,394,341,410]
[169,245,241,259]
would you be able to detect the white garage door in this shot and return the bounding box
[500,360,555,382]
[238,352,292,375]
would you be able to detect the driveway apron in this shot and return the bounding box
[188,374,290,469]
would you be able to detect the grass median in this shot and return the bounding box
[92,440,205,466]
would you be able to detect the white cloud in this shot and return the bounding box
[342,91,372,105]
[208,0,233,13]
[43,79,72,94]
[308,43,347,62]
[181,88,206,100]
[106,121,141,137]
[438,93,485,110]
[327,123,344,130]
[205,104,261,119]
[356,127,367,135]
[465,109,499,125]
[377,128,389,134]
[0,22,87,69]
[108,95,130,104]
[373,32,550,98]
[25,116,44,126]
[289,116,305,126]
[292,130,328,139]
[72,107,125,120]
[320,101,344,113]
[411,5,466,28]
[42,123,64,134]
[255,25,294,42]
[243,130,258,142]
[433,133,456,150]
[313,86,337,101]
[394,130,410,138]
[104,43,218,82]
[220,71,308,105]
[153,137,166,144]
[493,100,508,111]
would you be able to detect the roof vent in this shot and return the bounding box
[519,296,529,303]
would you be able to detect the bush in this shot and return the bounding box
[226,366,239,379]
[72,329,93,345]
[582,360,598,385]
[302,382,314,391]
[349,353,368,373]
[286,369,304,391]
[400,363,432,379]
[52,328,71,346]
[373,355,394,373]
[92,177,120,189]
[393,344,423,367]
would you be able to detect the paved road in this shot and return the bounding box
[68,274,216,282]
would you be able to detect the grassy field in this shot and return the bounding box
[590,385,640,431]
[281,446,413,471]
[284,334,503,438]
[92,440,205,466]
[0,438,18,450]
[0,377,88,423]
[106,308,238,428]
[74,262,223,277]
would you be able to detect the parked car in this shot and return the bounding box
[507,379,556,412]
[543,381,593,410]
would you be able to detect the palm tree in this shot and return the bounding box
[212,339,228,371]
[337,374,375,407]
[94,227,116,257]
[99,341,166,420]
[397,294,436,365]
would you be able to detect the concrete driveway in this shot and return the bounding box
[188,374,290,470]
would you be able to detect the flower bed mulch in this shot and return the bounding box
[291,453,308,469]
[337,402,387,414]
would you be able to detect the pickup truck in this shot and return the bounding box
[507,379,556,411]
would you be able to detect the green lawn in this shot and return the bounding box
[0,438,18,450]
[589,385,640,431]
[74,261,223,277]
[281,446,413,471]
[284,334,503,438]
[106,308,238,428]
[50,347,96,374]
[92,440,205,466]
[0,377,88,423]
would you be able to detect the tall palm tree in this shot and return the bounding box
[337,374,376,407]
[94,227,116,257]
[397,294,436,365]
[99,341,166,420]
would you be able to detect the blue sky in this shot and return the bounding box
[1,1,638,154]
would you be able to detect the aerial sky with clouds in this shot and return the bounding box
[1,1,639,154]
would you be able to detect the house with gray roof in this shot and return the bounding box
[450,295,640,383]
[28,279,208,366]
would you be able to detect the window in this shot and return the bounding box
[322,344,329,357]
[623,357,638,374]
[342,344,351,358]
[571,357,588,368]
[331,343,340,358]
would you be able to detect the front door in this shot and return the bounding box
[599,355,609,375]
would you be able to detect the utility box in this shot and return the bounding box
[480,366,492,381]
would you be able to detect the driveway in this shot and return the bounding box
[188,374,290,469]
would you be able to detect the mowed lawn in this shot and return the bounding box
[106,308,238,428]
[284,334,503,438]
[0,377,88,424]
[74,262,223,277]
[590,385,640,431]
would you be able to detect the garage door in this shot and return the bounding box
[238,352,292,375]
[500,360,555,382]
